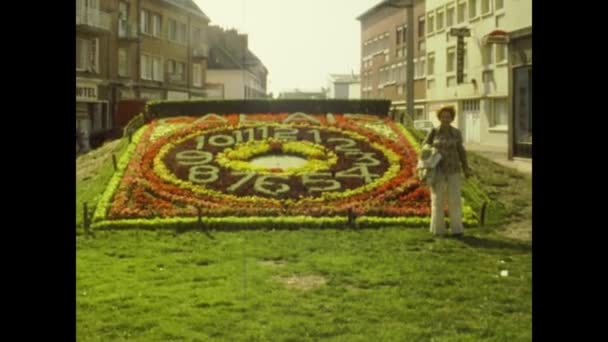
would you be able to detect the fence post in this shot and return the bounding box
[112,154,118,171]
[480,201,488,227]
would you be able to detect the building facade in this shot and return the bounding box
[76,0,114,145]
[424,0,531,157]
[326,74,361,99]
[357,0,427,121]
[76,0,211,147]
[205,26,268,99]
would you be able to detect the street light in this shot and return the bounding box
[377,0,414,124]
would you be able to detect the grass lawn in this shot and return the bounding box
[76,134,532,341]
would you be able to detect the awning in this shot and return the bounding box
[482,29,510,45]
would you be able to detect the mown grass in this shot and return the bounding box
[77,129,532,341]
[77,228,531,341]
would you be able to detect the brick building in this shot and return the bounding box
[357,0,427,121]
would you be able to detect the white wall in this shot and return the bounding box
[206,70,244,99]
[206,69,266,99]
[425,0,531,148]
[349,83,361,99]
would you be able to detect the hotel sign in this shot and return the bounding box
[450,27,471,84]
[76,81,98,101]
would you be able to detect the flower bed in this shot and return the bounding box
[93,113,477,230]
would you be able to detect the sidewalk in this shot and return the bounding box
[465,143,532,175]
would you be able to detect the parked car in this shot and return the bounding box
[413,120,434,134]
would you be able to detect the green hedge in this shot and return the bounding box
[145,99,392,120]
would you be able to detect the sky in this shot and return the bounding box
[194,0,380,96]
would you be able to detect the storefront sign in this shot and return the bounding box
[76,81,98,101]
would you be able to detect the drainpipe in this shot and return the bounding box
[106,6,112,134]
[187,14,191,99]
[136,0,141,99]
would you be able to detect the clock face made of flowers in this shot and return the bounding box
[93,112,477,230]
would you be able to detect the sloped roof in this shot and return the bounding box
[163,0,210,21]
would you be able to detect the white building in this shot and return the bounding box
[424,0,531,158]
[206,26,268,99]
[326,74,361,99]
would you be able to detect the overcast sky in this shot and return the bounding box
[194,0,380,96]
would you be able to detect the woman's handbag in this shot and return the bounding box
[416,144,442,185]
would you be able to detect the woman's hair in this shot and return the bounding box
[436,106,456,121]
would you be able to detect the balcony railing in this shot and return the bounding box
[118,20,139,40]
[192,43,209,59]
[76,6,111,32]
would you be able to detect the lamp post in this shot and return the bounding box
[378,0,414,124]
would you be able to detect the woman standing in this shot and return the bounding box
[422,106,472,237]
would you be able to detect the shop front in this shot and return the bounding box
[509,28,532,159]
[76,79,111,149]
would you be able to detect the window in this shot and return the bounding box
[415,58,426,78]
[427,52,435,75]
[76,38,98,72]
[427,13,434,35]
[141,9,161,36]
[169,19,186,43]
[482,70,494,83]
[458,1,467,23]
[400,64,406,82]
[496,14,505,28]
[140,9,148,32]
[415,108,425,120]
[418,40,426,53]
[152,15,161,36]
[193,63,202,87]
[118,48,128,76]
[496,0,504,10]
[141,54,162,81]
[193,27,202,44]
[447,76,456,87]
[496,44,507,63]
[436,9,444,31]
[462,43,468,71]
[446,5,455,27]
[402,25,407,44]
[492,99,508,127]
[83,0,99,9]
[119,1,128,20]
[469,0,478,20]
[482,45,494,65]
[418,16,425,38]
[481,0,492,15]
[390,66,397,83]
[396,27,401,45]
[447,47,456,72]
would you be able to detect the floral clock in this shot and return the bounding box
[92,113,478,229]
